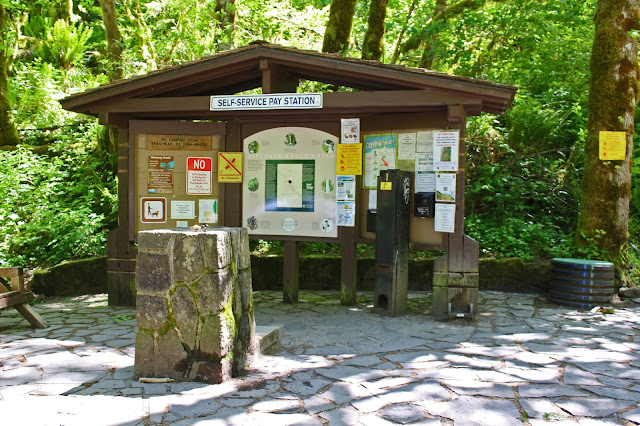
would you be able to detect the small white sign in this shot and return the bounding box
[436,173,456,202]
[435,203,456,233]
[210,93,323,111]
[398,133,417,160]
[171,201,195,219]
[415,153,435,192]
[199,199,218,224]
[141,197,166,223]
[341,118,360,144]
[434,130,459,171]
[187,157,212,195]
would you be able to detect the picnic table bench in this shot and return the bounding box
[0,267,49,328]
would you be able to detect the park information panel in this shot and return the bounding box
[242,127,339,238]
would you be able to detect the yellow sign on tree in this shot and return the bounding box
[599,131,626,160]
[218,152,243,182]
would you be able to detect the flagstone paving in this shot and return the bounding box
[1,291,639,425]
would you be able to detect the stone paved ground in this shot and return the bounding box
[1,290,639,425]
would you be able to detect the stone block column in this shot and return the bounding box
[134,228,255,383]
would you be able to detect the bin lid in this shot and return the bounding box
[551,258,614,268]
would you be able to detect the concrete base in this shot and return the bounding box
[256,325,280,354]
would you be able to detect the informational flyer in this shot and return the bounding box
[148,155,174,194]
[341,118,360,144]
[398,133,417,160]
[368,190,377,209]
[415,153,435,192]
[337,201,355,227]
[363,134,397,189]
[436,173,456,202]
[170,200,195,219]
[198,199,218,223]
[433,130,459,171]
[337,175,356,201]
[242,127,338,238]
[435,203,455,233]
[416,131,435,153]
[336,143,362,175]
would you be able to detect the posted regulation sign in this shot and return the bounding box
[187,157,212,195]
[218,152,243,182]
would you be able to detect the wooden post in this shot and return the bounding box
[283,240,299,303]
[340,227,357,305]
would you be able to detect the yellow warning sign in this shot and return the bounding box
[599,131,626,160]
[218,152,243,182]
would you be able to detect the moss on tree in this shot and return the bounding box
[576,0,640,265]
[322,0,358,54]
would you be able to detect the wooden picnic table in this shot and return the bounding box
[0,267,49,328]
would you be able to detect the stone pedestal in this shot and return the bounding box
[134,228,255,383]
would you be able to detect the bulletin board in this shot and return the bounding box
[134,132,224,235]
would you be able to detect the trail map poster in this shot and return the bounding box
[363,134,397,189]
[242,127,338,238]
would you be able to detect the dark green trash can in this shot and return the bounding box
[549,258,615,309]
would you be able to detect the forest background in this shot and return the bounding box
[0,0,638,286]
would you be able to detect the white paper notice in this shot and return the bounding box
[435,203,455,233]
[416,131,435,153]
[436,173,456,202]
[398,133,417,160]
[433,130,459,171]
[199,199,218,223]
[171,200,195,219]
[415,153,435,192]
[337,175,356,201]
[337,201,355,226]
[368,190,377,210]
[341,118,360,144]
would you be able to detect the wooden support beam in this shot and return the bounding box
[91,90,482,115]
[260,60,299,94]
[283,240,299,303]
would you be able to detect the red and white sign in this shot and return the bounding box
[141,197,167,223]
[187,157,212,195]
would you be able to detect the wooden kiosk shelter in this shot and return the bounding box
[61,43,516,317]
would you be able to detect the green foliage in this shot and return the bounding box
[0,143,117,268]
[464,114,580,260]
[34,19,93,69]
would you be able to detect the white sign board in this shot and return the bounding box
[186,157,212,195]
[171,200,195,219]
[433,130,459,171]
[210,93,323,111]
[435,203,456,233]
[242,127,338,238]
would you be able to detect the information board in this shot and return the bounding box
[242,127,338,238]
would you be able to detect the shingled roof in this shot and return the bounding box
[61,42,517,116]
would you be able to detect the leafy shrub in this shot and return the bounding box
[465,114,580,259]
[0,143,117,268]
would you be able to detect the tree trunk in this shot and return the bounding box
[322,0,358,54]
[51,0,74,23]
[98,0,123,175]
[99,0,123,82]
[0,3,19,147]
[362,0,389,60]
[215,0,236,50]
[419,0,446,69]
[576,0,640,265]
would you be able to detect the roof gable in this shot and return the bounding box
[61,42,517,116]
